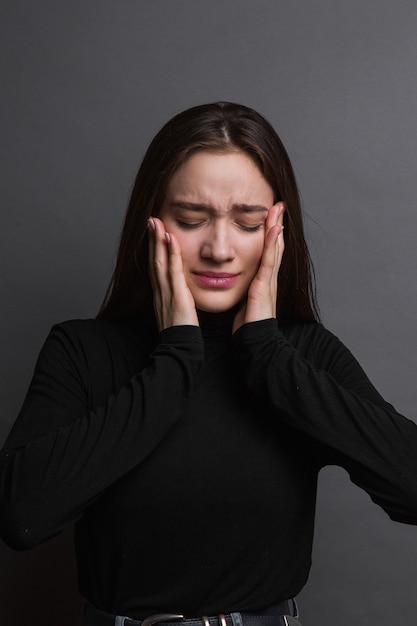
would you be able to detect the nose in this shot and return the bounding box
[200,222,235,263]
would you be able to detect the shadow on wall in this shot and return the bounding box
[0,527,84,626]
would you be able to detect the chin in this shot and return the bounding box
[193,294,241,314]
[196,304,234,314]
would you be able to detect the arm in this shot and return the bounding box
[0,321,204,550]
[232,319,417,524]
[0,213,201,550]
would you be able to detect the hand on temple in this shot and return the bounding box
[232,202,285,333]
[147,217,199,331]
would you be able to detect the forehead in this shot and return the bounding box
[165,151,274,209]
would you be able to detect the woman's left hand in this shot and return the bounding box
[232,202,285,333]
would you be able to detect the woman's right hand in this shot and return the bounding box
[147,217,199,331]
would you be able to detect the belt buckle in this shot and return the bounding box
[142,614,184,626]
[202,615,227,626]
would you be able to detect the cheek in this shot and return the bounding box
[171,231,198,269]
[244,236,264,270]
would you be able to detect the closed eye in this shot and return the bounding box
[175,219,263,232]
[175,220,204,230]
[237,223,263,233]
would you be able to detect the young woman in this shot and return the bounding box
[1,103,417,626]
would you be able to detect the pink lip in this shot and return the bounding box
[193,271,240,288]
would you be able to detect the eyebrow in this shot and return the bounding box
[169,201,269,214]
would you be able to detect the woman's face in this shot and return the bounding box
[159,151,275,313]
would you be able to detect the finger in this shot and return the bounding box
[264,223,282,270]
[277,202,285,229]
[277,221,285,261]
[151,217,170,290]
[275,204,286,267]
[166,232,188,289]
[147,218,165,315]
[147,218,157,285]
[255,204,281,277]
[148,217,172,315]
[265,201,282,225]
[251,226,280,291]
[262,203,284,274]
[262,202,283,268]
[165,231,199,326]
[265,204,278,234]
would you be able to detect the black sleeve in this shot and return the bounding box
[232,319,417,524]
[0,321,204,550]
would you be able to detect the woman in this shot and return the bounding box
[1,102,417,626]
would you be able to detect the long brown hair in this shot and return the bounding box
[98,102,319,324]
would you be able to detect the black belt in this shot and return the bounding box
[84,601,301,626]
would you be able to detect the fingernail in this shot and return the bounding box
[148,218,155,230]
[165,232,171,244]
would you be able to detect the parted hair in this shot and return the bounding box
[97,102,319,324]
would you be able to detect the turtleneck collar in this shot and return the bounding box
[197,306,238,339]
[136,302,238,340]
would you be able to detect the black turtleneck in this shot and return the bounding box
[1,310,417,618]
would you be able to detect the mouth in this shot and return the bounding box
[192,271,240,288]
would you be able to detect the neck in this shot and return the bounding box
[197,306,238,337]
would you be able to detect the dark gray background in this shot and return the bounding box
[1,1,416,624]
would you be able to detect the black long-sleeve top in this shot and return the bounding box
[1,309,417,619]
